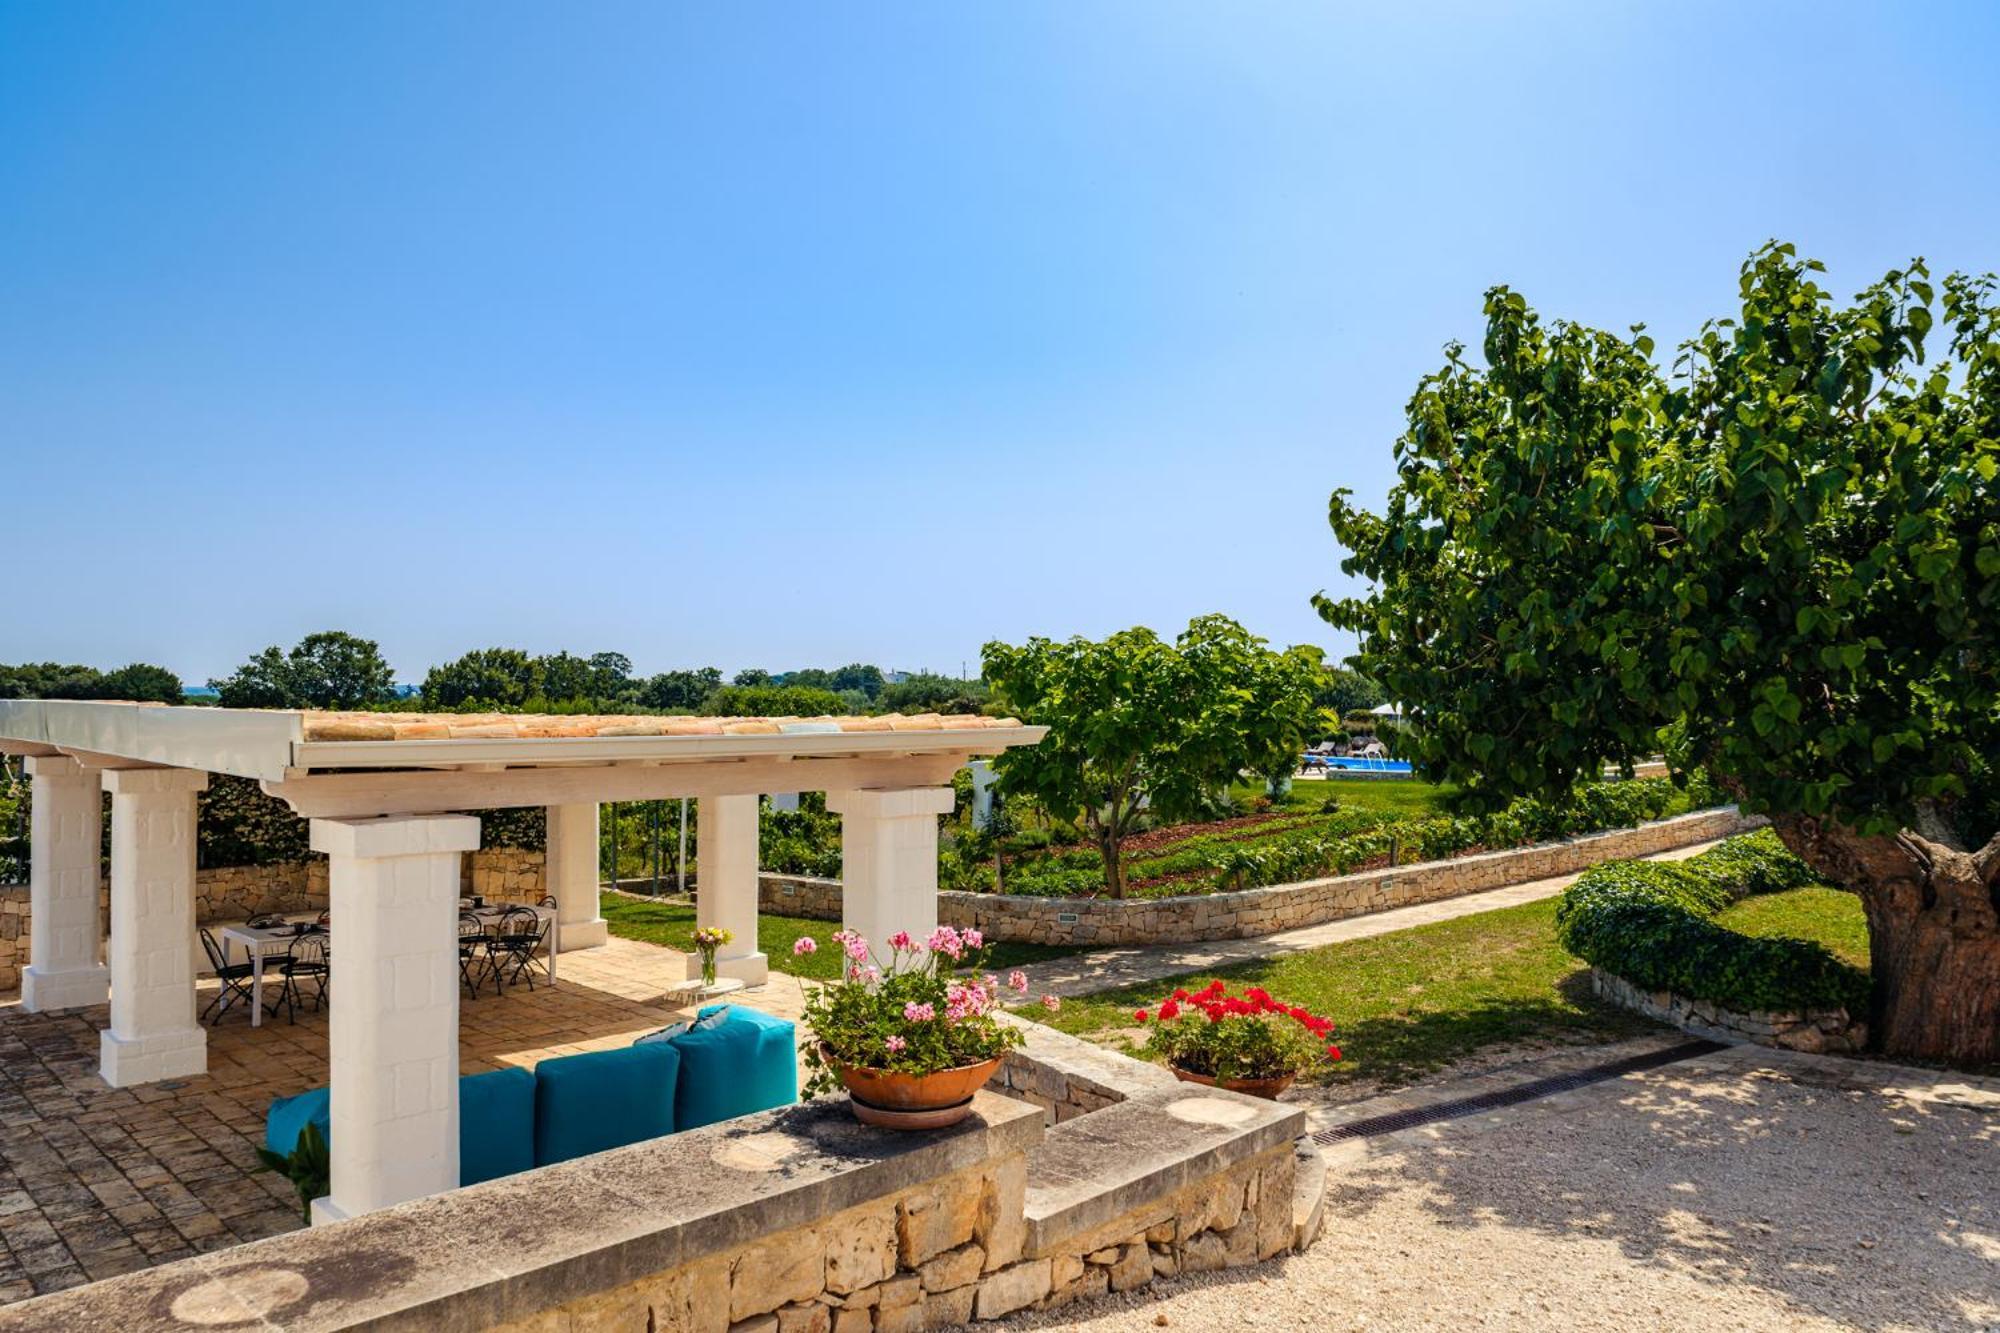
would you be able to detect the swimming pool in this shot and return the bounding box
[1303,755,1413,774]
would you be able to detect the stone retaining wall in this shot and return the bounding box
[759,807,1758,949]
[1590,968,1869,1055]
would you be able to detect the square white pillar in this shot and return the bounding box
[826,787,955,955]
[308,813,480,1225]
[689,795,767,986]
[21,755,109,1012]
[99,767,209,1087]
[545,803,607,951]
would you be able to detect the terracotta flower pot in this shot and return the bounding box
[1169,1063,1296,1100]
[821,1045,1004,1130]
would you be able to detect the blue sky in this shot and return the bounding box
[4,3,1997,685]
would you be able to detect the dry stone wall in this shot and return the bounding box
[1590,968,1869,1055]
[760,807,1758,949]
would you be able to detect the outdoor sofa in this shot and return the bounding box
[264,1004,798,1184]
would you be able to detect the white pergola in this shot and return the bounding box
[0,700,1042,1223]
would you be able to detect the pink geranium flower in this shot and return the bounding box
[885,1035,907,1053]
[792,936,818,956]
[902,1001,936,1022]
[887,930,914,952]
[1040,994,1062,1012]
[1008,970,1029,994]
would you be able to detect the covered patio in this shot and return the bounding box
[0,701,1039,1230]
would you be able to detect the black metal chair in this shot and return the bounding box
[459,912,494,998]
[487,907,551,991]
[274,932,331,1023]
[198,927,257,1026]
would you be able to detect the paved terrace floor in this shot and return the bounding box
[0,938,807,1304]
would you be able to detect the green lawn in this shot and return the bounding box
[1231,775,1452,818]
[599,893,1081,982]
[1716,886,1871,970]
[1019,896,1656,1089]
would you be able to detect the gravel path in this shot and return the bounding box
[998,1044,2000,1332]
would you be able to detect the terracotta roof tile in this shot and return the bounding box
[298,710,1023,743]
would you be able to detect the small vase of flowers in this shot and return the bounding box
[797,925,1053,1129]
[1134,980,1340,1099]
[691,925,732,988]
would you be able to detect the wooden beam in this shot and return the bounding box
[262,753,969,818]
[0,741,58,758]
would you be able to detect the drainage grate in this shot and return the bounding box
[1312,1039,1725,1144]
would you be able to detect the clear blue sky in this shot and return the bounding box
[5,3,1997,686]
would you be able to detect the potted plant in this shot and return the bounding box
[798,925,1048,1129]
[1133,980,1340,1099]
[691,925,732,988]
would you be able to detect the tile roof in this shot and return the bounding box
[298,711,1024,742]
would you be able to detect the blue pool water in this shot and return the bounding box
[1305,756,1413,774]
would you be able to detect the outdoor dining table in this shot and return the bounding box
[218,904,558,1027]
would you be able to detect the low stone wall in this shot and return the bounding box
[3,1049,1312,1332]
[759,807,1758,948]
[1590,968,1869,1055]
[463,847,547,904]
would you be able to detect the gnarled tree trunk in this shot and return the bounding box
[1766,813,2000,1066]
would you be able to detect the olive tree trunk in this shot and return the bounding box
[1768,814,2000,1066]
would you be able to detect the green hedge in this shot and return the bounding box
[1555,830,1868,1014]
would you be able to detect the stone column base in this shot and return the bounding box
[22,963,110,1012]
[99,1026,207,1088]
[684,951,769,987]
[309,1196,354,1227]
[557,919,609,951]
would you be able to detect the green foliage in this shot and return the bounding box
[983,615,1328,896]
[761,792,842,877]
[1314,668,1385,721]
[421,646,641,710]
[0,660,184,703]
[701,683,851,717]
[1319,242,2000,844]
[214,631,396,709]
[879,672,990,715]
[732,668,773,687]
[638,667,722,711]
[256,1121,330,1223]
[199,776,313,866]
[1554,832,1869,1014]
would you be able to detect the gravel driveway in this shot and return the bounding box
[999,1044,2000,1332]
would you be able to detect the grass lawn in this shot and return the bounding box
[1230,775,1452,819]
[1717,886,1871,970]
[1019,896,1657,1089]
[599,893,1081,982]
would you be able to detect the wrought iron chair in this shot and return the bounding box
[487,906,552,991]
[274,931,331,1023]
[198,926,257,1026]
[459,912,494,998]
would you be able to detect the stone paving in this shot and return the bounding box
[1013,837,1727,999]
[0,936,803,1304]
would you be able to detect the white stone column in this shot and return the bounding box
[545,803,607,950]
[21,756,110,1012]
[99,767,208,1087]
[308,814,480,1225]
[826,787,955,954]
[689,795,767,986]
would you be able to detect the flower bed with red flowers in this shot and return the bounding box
[1133,980,1341,1084]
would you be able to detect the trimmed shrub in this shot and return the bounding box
[1555,831,1868,1015]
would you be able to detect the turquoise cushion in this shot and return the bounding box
[532,1044,681,1167]
[460,1067,536,1185]
[265,1086,331,1158]
[668,1006,798,1130]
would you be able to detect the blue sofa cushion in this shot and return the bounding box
[460,1067,536,1185]
[667,1005,798,1131]
[532,1043,681,1167]
[265,1085,331,1158]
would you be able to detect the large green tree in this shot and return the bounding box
[984,615,1327,897]
[213,632,395,709]
[1319,244,2000,1063]
[0,661,183,703]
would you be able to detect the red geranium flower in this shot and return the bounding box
[1134,1009,1149,1023]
